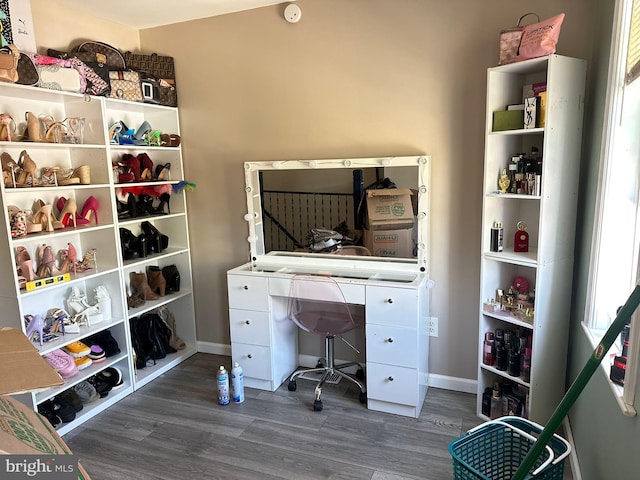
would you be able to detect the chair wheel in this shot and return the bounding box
[315,359,325,368]
[355,367,365,380]
[313,400,323,411]
[288,380,297,391]
[359,391,367,404]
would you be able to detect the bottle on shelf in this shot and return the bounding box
[483,332,495,366]
[482,386,492,417]
[522,347,532,382]
[490,221,504,252]
[513,221,529,252]
[490,383,502,419]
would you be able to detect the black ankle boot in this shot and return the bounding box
[162,264,180,292]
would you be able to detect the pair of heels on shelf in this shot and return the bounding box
[36,243,76,278]
[24,113,85,144]
[56,195,99,227]
[120,222,168,260]
[2,150,37,187]
[116,191,170,219]
[24,309,68,346]
[66,285,111,327]
[115,153,170,183]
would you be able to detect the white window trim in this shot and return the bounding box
[583,0,638,416]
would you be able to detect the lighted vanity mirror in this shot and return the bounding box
[243,155,431,274]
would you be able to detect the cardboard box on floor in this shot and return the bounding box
[363,188,416,258]
[0,329,91,480]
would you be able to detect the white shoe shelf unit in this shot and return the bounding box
[477,55,586,424]
[0,82,197,435]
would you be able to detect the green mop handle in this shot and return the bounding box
[512,284,640,480]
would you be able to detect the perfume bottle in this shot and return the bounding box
[490,221,504,252]
[490,383,502,419]
[514,221,529,252]
[483,332,495,366]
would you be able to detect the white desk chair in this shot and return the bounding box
[286,274,367,411]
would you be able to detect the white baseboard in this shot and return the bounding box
[427,374,477,394]
[200,346,477,395]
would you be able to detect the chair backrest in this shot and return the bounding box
[287,274,364,336]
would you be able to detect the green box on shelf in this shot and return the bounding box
[492,110,524,131]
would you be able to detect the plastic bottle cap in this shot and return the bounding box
[219,366,225,371]
[234,362,239,368]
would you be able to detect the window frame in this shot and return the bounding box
[583,0,639,416]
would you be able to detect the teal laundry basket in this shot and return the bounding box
[448,416,570,480]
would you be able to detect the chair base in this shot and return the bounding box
[287,336,366,411]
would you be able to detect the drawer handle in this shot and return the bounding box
[386,337,394,343]
[387,376,394,382]
[245,320,251,325]
[243,285,249,290]
[247,354,253,359]
[385,298,393,304]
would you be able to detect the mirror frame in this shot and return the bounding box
[243,155,431,274]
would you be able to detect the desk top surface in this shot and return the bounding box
[229,252,432,287]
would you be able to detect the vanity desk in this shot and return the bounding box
[228,156,432,418]
[228,253,430,418]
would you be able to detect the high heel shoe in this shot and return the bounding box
[120,228,148,259]
[36,244,57,278]
[32,203,55,232]
[0,113,16,141]
[24,314,46,345]
[76,248,97,272]
[138,153,154,181]
[121,154,141,182]
[146,266,166,296]
[136,194,155,217]
[56,196,91,227]
[25,112,43,142]
[133,121,152,146]
[141,221,168,253]
[59,243,77,274]
[116,190,137,219]
[162,265,181,293]
[16,150,37,186]
[154,162,171,181]
[79,195,99,225]
[1,152,17,187]
[15,246,35,289]
[58,165,90,185]
[8,206,27,237]
[130,272,159,301]
[152,193,171,215]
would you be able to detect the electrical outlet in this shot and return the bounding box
[427,317,438,337]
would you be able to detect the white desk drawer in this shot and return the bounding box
[366,324,417,368]
[366,362,418,406]
[269,277,365,305]
[227,274,269,311]
[232,343,272,380]
[229,309,270,346]
[366,285,418,328]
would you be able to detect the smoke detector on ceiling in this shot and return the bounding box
[284,3,301,23]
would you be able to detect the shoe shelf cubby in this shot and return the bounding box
[0,81,196,434]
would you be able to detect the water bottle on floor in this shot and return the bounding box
[231,362,244,403]
[217,365,230,406]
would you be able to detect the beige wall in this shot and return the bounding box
[27,0,593,382]
[30,0,139,53]
[140,0,593,381]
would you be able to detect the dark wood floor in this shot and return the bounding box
[64,353,570,480]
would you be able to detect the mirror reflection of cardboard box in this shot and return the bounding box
[363,188,416,258]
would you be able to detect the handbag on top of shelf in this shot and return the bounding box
[108,70,143,102]
[0,45,20,83]
[124,51,178,107]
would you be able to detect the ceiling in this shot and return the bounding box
[55,0,294,29]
